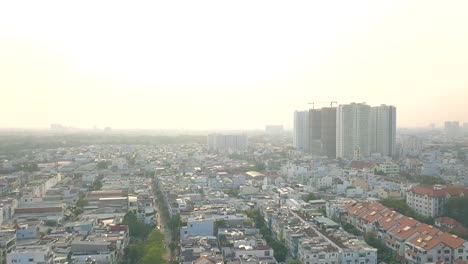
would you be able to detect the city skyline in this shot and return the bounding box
[2,1,468,130]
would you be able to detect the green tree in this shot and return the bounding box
[91,177,103,191]
[141,230,166,264]
[123,211,151,238]
[225,188,240,198]
[97,160,110,170]
[245,210,288,262]
[15,162,39,172]
[243,218,254,227]
[445,196,468,227]
[214,219,227,234]
[304,192,318,202]
[76,198,89,208]
[365,232,398,264]
[380,198,433,224]
[342,223,362,236]
[374,169,386,176]
[124,243,145,264]
[400,173,446,185]
[169,241,177,252]
[73,207,83,217]
[253,162,266,171]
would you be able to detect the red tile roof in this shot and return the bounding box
[350,161,376,170]
[436,232,466,249]
[435,217,464,228]
[255,245,271,250]
[409,185,468,197]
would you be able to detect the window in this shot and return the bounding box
[444,250,450,254]
[459,249,464,253]
[265,251,270,256]
[29,258,34,262]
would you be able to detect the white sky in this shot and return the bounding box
[1,1,467,130]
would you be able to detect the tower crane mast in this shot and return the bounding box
[307,101,338,109]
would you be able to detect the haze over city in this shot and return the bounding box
[1,1,468,130]
[4,2,468,264]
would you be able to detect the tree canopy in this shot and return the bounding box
[380,198,433,224]
[246,209,288,262]
[123,211,152,238]
[365,232,398,264]
[445,196,468,227]
[124,229,166,264]
[304,192,318,202]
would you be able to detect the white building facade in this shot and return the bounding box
[294,110,310,152]
[336,103,371,160]
[207,134,248,152]
[369,105,396,158]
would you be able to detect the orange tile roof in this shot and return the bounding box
[392,226,419,240]
[436,232,466,249]
[362,210,384,223]
[415,224,441,237]
[342,201,357,210]
[410,232,465,251]
[341,199,468,252]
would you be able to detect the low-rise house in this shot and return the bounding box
[6,245,53,264]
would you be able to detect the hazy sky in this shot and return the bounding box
[1,1,467,130]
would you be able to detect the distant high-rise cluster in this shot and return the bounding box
[207,133,248,152]
[294,102,396,160]
[265,125,284,135]
[444,121,460,139]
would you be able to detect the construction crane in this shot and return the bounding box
[307,101,338,109]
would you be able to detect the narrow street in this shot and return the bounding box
[150,179,172,261]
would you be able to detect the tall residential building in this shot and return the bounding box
[336,103,371,160]
[369,105,396,157]
[308,109,322,155]
[207,134,248,152]
[293,111,309,151]
[320,107,337,158]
